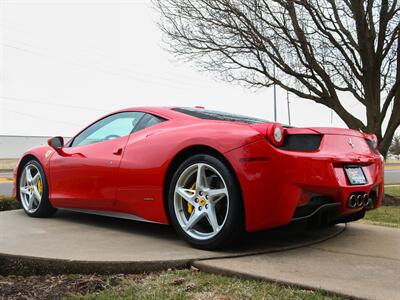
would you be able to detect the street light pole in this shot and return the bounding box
[286,90,291,126]
[273,65,277,122]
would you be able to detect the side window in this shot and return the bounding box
[71,112,144,147]
[134,113,165,132]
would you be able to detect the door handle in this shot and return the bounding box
[113,148,123,156]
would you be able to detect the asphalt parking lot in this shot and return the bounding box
[0,182,13,196]
[385,168,400,183]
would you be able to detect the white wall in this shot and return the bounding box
[0,135,70,158]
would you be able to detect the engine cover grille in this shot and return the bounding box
[279,134,322,152]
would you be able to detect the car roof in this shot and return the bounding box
[114,107,271,125]
[115,106,195,120]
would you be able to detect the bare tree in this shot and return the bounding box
[155,0,400,157]
[389,134,400,155]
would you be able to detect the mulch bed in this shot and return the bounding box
[382,194,400,206]
[0,274,130,300]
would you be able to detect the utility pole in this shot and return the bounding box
[273,65,277,122]
[286,90,291,126]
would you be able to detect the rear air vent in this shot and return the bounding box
[279,134,322,152]
[365,139,379,154]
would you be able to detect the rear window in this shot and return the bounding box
[134,113,165,132]
[172,107,269,124]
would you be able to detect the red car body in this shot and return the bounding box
[13,107,384,232]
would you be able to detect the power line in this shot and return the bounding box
[0,107,83,127]
[1,1,147,4]
[0,96,108,112]
[0,33,210,91]
[0,20,214,89]
[1,42,190,91]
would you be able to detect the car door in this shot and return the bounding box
[116,113,169,220]
[49,111,144,210]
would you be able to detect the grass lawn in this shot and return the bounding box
[385,182,400,186]
[62,269,345,300]
[384,186,400,197]
[360,186,400,228]
[0,196,20,211]
[363,206,400,228]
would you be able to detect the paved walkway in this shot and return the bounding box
[0,209,342,274]
[195,223,400,300]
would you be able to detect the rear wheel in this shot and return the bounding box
[19,159,57,218]
[168,154,243,249]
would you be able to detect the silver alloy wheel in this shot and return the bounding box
[174,163,230,240]
[19,164,43,214]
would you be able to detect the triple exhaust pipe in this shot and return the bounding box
[347,192,371,208]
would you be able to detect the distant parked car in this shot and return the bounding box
[14,107,384,249]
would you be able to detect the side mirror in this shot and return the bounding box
[48,136,64,150]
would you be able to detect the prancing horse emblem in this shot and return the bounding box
[45,150,53,159]
[348,138,355,149]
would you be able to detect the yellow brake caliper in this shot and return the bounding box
[187,182,196,214]
[37,177,43,195]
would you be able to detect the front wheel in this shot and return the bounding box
[19,159,57,218]
[168,154,243,249]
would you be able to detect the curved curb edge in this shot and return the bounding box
[0,254,192,276]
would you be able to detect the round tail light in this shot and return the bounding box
[267,123,285,146]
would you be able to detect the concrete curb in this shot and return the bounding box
[385,165,400,170]
[0,178,13,182]
[0,253,192,276]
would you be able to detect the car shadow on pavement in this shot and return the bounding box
[54,210,344,253]
[55,209,179,241]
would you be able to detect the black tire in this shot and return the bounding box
[168,154,244,250]
[18,159,57,218]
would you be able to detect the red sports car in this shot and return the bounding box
[13,107,384,249]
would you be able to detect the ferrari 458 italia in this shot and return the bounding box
[13,107,384,249]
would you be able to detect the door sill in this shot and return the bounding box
[59,208,162,224]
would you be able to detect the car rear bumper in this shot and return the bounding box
[225,138,384,232]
